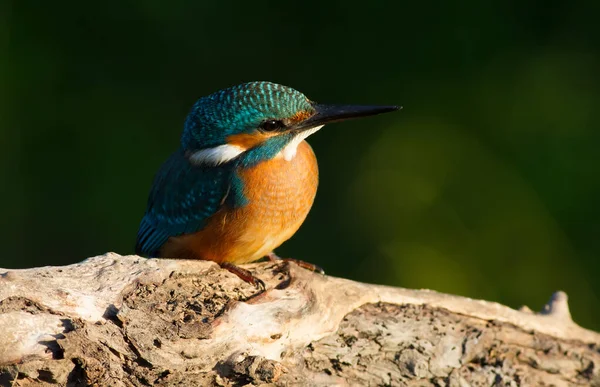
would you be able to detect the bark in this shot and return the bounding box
[0,253,598,386]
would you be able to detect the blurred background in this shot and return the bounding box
[1,1,598,330]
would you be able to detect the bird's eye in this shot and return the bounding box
[260,120,285,132]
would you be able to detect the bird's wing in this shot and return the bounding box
[135,149,244,257]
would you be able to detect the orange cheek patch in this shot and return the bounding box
[289,110,313,123]
[227,132,270,148]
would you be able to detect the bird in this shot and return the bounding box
[135,81,398,287]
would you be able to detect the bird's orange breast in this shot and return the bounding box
[160,141,318,264]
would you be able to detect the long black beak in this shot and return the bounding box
[293,104,400,131]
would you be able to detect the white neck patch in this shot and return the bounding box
[188,125,324,165]
[188,144,245,166]
[279,125,323,161]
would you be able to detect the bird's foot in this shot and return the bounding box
[266,252,325,275]
[220,262,265,290]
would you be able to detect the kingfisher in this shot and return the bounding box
[135,81,398,287]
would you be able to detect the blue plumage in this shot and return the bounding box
[135,149,245,256]
[238,133,293,168]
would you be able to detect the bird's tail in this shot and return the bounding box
[135,216,169,258]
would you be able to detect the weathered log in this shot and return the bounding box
[1,253,598,386]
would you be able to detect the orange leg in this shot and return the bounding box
[266,252,325,275]
[220,262,265,290]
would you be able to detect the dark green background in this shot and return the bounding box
[2,1,598,330]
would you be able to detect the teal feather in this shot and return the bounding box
[181,81,314,151]
[135,149,247,256]
[236,134,293,168]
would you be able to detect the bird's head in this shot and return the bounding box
[182,81,398,167]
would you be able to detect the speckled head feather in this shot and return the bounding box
[182,81,315,150]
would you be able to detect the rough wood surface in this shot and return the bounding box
[1,253,598,386]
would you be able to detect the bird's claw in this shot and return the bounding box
[253,277,266,291]
[220,262,265,291]
[266,252,325,275]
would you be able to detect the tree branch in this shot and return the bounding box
[1,253,598,386]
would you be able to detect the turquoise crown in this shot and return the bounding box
[181,81,314,150]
